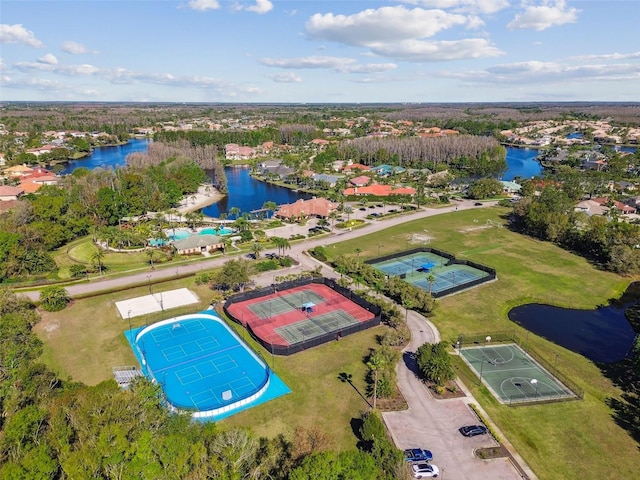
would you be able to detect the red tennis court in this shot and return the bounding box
[224,278,380,355]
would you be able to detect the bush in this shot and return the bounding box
[255,260,279,272]
[194,272,212,285]
[310,246,328,262]
[39,286,69,312]
[278,256,293,267]
[415,341,455,386]
[69,264,88,278]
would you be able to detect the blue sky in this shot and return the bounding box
[1,1,638,103]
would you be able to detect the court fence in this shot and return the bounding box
[456,331,584,402]
[224,277,382,356]
[366,247,496,298]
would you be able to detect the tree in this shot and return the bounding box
[39,286,69,312]
[146,248,157,269]
[366,350,386,410]
[262,201,277,218]
[90,248,105,276]
[415,341,455,386]
[426,273,436,293]
[214,259,254,291]
[229,206,241,220]
[252,242,264,259]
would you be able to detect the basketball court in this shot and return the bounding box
[459,343,576,404]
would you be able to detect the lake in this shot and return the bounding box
[59,140,547,213]
[60,138,152,174]
[502,146,542,181]
[508,297,638,364]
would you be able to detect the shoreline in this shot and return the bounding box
[177,184,225,215]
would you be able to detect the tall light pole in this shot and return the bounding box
[479,359,486,386]
[531,378,539,398]
[127,310,132,333]
[147,275,152,295]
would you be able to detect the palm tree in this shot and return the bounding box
[91,248,105,276]
[354,247,363,262]
[366,351,386,410]
[219,212,227,227]
[252,242,264,259]
[344,206,353,221]
[229,206,241,220]
[146,248,157,269]
[262,200,277,218]
[426,273,436,293]
[329,210,339,231]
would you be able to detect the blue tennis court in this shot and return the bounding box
[369,249,493,297]
[127,312,290,420]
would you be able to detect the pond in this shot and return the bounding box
[508,285,639,364]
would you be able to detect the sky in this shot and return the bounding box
[1,1,638,103]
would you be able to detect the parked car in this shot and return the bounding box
[404,448,433,463]
[474,202,483,206]
[458,425,488,437]
[411,463,440,478]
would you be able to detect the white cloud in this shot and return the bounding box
[14,61,100,76]
[399,1,509,15]
[38,53,58,65]
[267,72,302,83]
[508,1,579,31]
[245,0,273,15]
[306,6,469,45]
[260,55,397,74]
[369,38,503,62]
[443,58,640,85]
[62,41,97,55]
[188,0,220,11]
[570,51,640,61]
[0,24,43,48]
[261,56,357,70]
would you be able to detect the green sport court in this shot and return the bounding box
[459,343,576,404]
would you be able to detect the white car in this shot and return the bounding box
[411,462,440,478]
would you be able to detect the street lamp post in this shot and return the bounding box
[147,275,152,295]
[127,310,132,333]
[479,359,486,386]
[531,378,539,398]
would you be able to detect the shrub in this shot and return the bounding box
[194,272,212,285]
[278,256,293,267]
[69,264,88,278]
[255,260,279,272]
[39,286,69,312]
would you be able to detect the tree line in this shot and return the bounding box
[0,290,405,479]
[335,135,506,176]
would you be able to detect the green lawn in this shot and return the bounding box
[324,206,639,480]
[35,206,640,478]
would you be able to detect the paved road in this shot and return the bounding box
[18,199,487,301]
[17,198,536,478]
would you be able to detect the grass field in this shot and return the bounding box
[34,206,640,478]
[323,206,639,480]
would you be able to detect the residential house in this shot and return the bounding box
[500,181,522,194]
[342,184,416,197]
[274,198,338,220]
[311,173,340,187]
[0,185,24,201]
[343,163,370,173]
[349,175,370,187]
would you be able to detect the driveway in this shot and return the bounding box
[382,310,531,479]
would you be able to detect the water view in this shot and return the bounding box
[61,140,546,215]
[60,138,152,174]
[503,146,542,181]
[202,166,311,217]
[508,301,638,364]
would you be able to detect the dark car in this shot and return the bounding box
[474,202,483,206]
[404,448,433,463]
[459,425,488,437]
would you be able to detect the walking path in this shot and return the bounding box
[16,198,537,478]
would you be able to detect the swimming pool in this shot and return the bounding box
[128,312,290,420]
[199,227,234,236]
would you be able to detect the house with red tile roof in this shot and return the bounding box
[342,184,416,197]
[275,198,338,220]
[350,175,370,187]
[0,185,25,201]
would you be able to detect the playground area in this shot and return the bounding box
[459,343,577,404]
[224,279,380,355]
[126,312,290,420]
[368,248,494,297]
